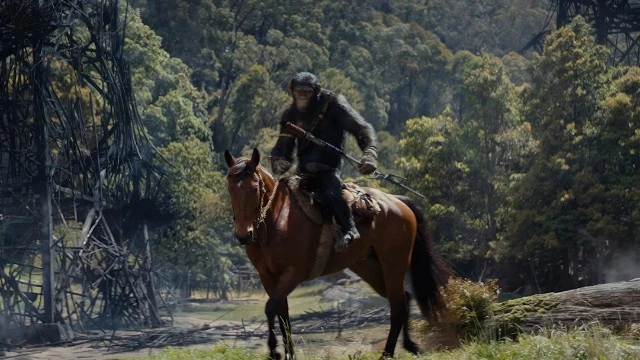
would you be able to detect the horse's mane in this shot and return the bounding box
[227,157,252,181]
[227,157,274,183]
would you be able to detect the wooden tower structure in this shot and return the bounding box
[1,0,166,345]
[558,0,640,64]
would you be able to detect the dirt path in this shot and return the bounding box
[3,317,391,359]
[3,283,403,359]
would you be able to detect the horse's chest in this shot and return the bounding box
[249,233,319,276]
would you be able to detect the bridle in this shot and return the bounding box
[254,167,279,228]
[232,165,279,244]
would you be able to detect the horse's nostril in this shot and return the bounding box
[235,230,254,245]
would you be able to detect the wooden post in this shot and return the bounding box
[143,221,162,326]
[33,33,54,324]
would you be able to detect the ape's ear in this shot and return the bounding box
[249,148,260,167]
[224,150,235,168]
[287,81,294,94]
[315,83,322,94]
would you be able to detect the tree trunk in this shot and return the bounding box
[33,32,54,324]
[491,279,640,337]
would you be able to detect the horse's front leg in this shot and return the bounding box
[263,270,303,360]
[265,297,282,360]
[266,295,295,359]
[277,297,294,358]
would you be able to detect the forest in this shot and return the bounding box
[3,0,640,302]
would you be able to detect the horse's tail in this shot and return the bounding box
[396,195,449,322]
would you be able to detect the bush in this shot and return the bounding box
[419,277,499,347]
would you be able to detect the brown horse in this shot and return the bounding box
[224,148,447,359]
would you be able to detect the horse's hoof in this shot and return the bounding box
[379,351,393,359]
[403,340,420,354]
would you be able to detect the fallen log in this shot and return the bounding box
[491,279,640,337]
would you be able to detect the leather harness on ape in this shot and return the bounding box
[269,72,378,251]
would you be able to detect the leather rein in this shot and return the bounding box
[253,168,280,242]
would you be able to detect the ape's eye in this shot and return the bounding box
[294,89,313,97]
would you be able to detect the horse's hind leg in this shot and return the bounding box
[402,290,419,354]
[381,279,411,357]
[350,259,407,358]
[349,257,387,297]
[350,255,418,357]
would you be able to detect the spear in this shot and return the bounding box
[285,122,426,199]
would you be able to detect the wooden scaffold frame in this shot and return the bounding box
[0,0,169,347]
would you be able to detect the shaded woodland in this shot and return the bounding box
[125,0,640,293]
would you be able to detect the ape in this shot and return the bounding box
[269,72,378,250]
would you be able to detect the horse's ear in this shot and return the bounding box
[224,150,235,168]
[250,148,260,166]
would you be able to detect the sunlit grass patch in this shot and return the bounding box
[131,326,640,360]
[135,342,415,360]
[142,343,257,360]
[177,283,353,322]
[420,327,640,360]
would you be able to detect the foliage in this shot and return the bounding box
[44,0,640,296]
[457,52,523,263]
[130,0,461,147]
[125,9,209,147]
[503,16,619,291]
[123,8,240,297]
[436,277,500,340]
[397,110,470,260]
[413,0,550,56]
[397,51,527,273]
[155,137,237,298]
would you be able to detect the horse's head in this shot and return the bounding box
[224,148,269,245]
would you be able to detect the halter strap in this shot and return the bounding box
[255,172,279,226]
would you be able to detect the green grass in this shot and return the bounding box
[420,327,640,360]
[134,326,640,360]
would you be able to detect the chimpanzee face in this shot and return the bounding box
[292,85,315,112]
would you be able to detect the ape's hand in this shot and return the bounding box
[357,146,378,175]
[271,158,291,175]
[357,154,377,175]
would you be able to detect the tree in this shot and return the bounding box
[505,17,611,291]
[397,110,474,261]
[458,53,521,266]
[124,9,242,297]
[156,137,235,298]
[585,66,640,283]
[398,53,528,280]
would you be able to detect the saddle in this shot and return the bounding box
[285,176,381,226]
[285,176,381,279]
